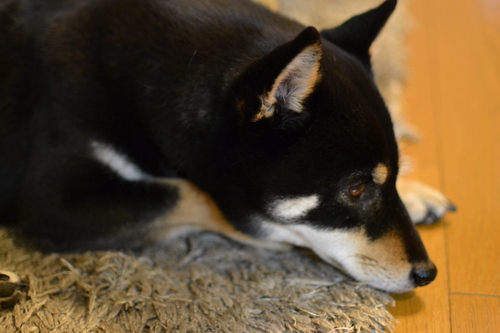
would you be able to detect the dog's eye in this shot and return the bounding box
[348,183,366,198]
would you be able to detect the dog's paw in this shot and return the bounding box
[397,179,456,225]
[394,121,420,143]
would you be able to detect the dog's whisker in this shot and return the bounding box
[354,254,379,264]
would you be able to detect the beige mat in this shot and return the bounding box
[0,228,395,332]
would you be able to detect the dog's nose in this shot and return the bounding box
[411,261,438,287]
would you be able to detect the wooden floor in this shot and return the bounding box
[388,0,500,331]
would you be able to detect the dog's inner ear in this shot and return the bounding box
[235,27,322,133]
[253,40,322,122]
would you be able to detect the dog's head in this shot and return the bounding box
[221,0,436,293]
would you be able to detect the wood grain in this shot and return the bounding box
[389,0,500,331]
[432,0,500,296]
[451,295,500,333]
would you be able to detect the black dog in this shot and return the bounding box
[0,0,438,292]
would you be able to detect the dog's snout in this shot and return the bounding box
[411,261,437,287]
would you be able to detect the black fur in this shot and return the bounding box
[0,0,429,269]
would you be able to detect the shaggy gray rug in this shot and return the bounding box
[0,228,395,332]
[0,1,411,332]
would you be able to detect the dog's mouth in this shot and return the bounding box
[260,220,427,293]
[313,253,352,277]
[304,242,419,293]
[320,256,416,293]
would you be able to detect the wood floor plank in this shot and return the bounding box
[389,0,451,331]
[432,0,500,296]
[450,294,500,333]
[391,0,500,331]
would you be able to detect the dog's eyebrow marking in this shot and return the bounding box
[271,195,320,220]
[372,163,389,185]
[90,141,149,181]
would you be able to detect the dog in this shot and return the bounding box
[0,0,453,293]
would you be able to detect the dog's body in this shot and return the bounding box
[0,0,450,292]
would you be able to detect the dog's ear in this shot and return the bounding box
[320,0,397,70]
[232,27,322,143]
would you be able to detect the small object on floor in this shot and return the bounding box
[0,271,22,310]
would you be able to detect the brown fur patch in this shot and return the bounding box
[364,231,408,267]
[149,179,286,250]
[372,163,389,184]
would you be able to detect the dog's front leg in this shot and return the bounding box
[147,178,289,250]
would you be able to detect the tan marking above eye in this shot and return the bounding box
[372,163,389,185]
[349,183,366,198]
